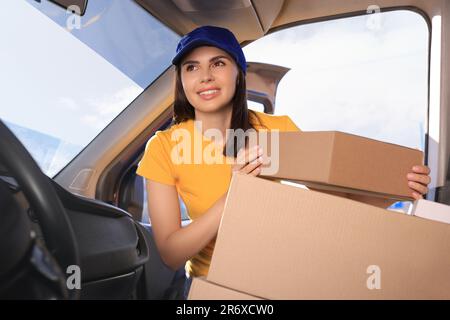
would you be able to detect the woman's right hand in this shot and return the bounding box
[231,145,268,176]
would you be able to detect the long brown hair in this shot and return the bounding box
[173,64,258,157]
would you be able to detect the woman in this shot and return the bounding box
[136,26,431,299]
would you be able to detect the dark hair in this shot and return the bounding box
[173,65,259,157]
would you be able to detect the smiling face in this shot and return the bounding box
[180,46,239,115]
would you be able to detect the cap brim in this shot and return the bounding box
[171,38,234,66]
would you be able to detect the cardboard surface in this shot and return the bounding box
[411,199,450,224]
[188,277,262,300]
[208,174,450,299]
[259,131,423,200]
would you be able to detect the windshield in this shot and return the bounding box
[0,0,180,177]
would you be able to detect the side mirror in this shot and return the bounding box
[246,62,290,114]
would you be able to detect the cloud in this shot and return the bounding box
[80,86,142,130]
[58,97,80,110]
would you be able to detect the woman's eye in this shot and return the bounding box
[186,65,197,72]
[212,60,225,68]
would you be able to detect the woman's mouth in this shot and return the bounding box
[198,89,220,100]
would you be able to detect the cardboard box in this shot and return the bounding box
[411,199,450,224]
[208,173,450,299]
[258,131,423,201]
[188,277,262,300]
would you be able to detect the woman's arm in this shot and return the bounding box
[147,180,226,270]
[146,144,266,271]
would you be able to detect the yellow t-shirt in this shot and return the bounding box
[136,110,301,277]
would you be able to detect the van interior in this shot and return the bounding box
[0,0,449,299]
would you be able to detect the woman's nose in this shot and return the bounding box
[200,68,214,83]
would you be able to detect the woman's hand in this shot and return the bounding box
[232,145,268,176]
[407,165,431,200]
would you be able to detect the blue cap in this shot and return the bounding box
[172,25,247,74]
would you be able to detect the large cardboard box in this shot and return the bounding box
[258,131,423,201]
[411,199,450,224]
[208,173,450,299]
[188,277,262,300]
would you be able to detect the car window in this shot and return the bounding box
[248,100,265,113]
[0,0,180,177]
[243,9,429,212]
[141,179,190,224]
[244,10,428,149]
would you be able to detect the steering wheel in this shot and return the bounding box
[0,119,80,299]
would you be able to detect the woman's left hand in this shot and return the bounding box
[407,165,431,200]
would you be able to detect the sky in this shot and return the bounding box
[0,0,179,147]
